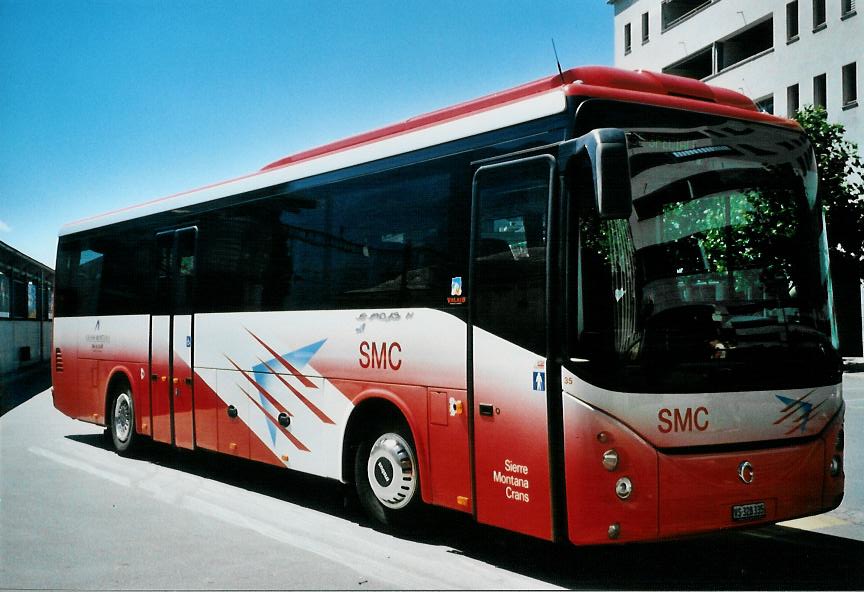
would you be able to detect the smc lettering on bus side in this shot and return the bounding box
[358,341,402,371]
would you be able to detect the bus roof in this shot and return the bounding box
[60,66,800,236]
[260,66,795,172]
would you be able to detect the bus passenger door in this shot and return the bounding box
[469,155,559,541]
[150,227,197,449]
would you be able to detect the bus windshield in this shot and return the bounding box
[570,102,841,393]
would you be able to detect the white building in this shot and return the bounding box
[609,0,863,356]
[610,0,860,143]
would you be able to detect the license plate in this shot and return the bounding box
[732,502,766,522]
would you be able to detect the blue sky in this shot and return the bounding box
[1,0,613,267]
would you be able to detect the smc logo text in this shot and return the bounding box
[359,341,402,371]
[658,406,709,433]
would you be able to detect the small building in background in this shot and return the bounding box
[608,0,863,355]
[1,241,54,375]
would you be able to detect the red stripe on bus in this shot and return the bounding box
[225,355,292,417]
[256,357,335,424]
[238,384,310,452]
[246,329,318,389]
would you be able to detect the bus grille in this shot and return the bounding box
[55,348,63,373]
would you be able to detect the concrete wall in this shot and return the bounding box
[0,320,52,375]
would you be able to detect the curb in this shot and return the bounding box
[844,358,864,374]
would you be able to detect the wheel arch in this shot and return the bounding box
[341,390,432,504]
[103,366,136,428]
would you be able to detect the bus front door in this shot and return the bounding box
[469,155,558,541]
[150,227,197,449]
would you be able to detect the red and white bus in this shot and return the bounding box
[52,66,845,544]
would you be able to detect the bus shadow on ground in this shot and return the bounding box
[68,433,864,590]
[0,363,51,416]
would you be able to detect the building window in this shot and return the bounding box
[0,273,9,318]
[662,0,713,30]
[715,17,774,72]
[46,286,54,320]
[813,73,827,108]
[11,279,27,318]
[663,45,712,79]
[27,281,37,319]
[787,83,800,117]
[813,0,827,29]
[755,95,775,114]
[842,0,856,17]
[642,12,650,43]
[843,62,858,106]
[787,1,799,40]
[624,23,632,54]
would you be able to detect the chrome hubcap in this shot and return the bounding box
[366,433,417,509]
[113,393,132,443]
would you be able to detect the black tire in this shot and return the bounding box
[354,422,422,527]
[109,384,137,454]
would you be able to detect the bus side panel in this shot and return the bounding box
[151,316,172,444]
[54,316,150,425]
[215,369,251,458]
[247,375,330,468]
[193,367,219,451]
[52,317,82,420]
[562,388,659,545]
[427,387,471,512]
[75,357,101,423]
[91,317,149,427]
[250,432,286,467]
[132,358,151,436]
[472,328,553,541]
[195,309,466,484]
[173,315,194,449]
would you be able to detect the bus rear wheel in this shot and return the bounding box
[354,424,421,526]
[109,385,136,454]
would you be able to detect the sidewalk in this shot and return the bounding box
[0,361,51,417]
[846,358,864,373]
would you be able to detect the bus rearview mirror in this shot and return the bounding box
[584,128,632,220]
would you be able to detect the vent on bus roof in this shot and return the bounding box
[55,348,63,373]
[668,91,716,103]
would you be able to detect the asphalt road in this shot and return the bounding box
[1,375,862,590]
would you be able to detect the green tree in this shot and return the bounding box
[794,106,864,277]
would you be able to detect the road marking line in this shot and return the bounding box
[779,515,848,530]
[28,446,132,488]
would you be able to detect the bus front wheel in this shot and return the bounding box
[354,424,421,526]
[109,385,136,454]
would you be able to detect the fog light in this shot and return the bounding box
[615,476,633,500]
[602,449,619,471]
[830,455,842,477]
